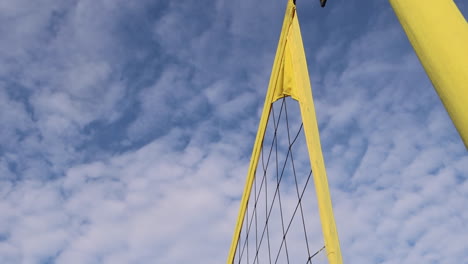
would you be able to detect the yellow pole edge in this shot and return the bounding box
[390,0,468,149]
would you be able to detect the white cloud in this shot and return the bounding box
[1,130,247,263]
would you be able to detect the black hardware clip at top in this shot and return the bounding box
[293,0,327,8]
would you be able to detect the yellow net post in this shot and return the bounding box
[390,0,468,148]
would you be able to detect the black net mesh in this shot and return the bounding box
[233,97,328,264]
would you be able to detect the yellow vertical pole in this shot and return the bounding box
[390,0,468,148]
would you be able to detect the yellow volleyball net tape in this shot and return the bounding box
[227,1,343,263]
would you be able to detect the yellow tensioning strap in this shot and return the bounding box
[390,0,468,148]
[226,0,343,263]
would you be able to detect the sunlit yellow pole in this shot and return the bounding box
[390,0,468,148]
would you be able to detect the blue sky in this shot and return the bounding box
[0,0,467,263]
